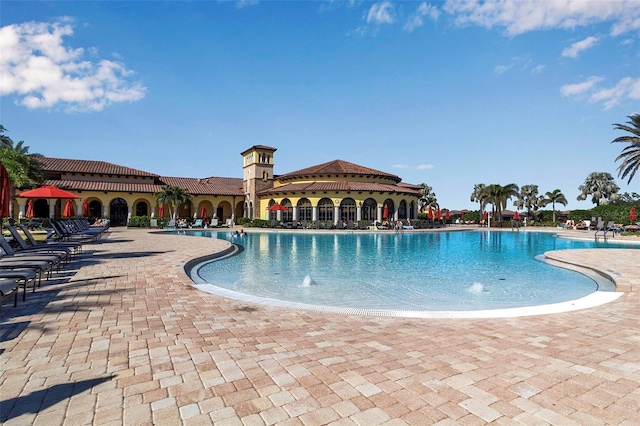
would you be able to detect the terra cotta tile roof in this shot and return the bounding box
[260,181,420,196]
[276,159,401,183]
[40,157,158,177]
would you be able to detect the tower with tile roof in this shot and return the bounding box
[241,145,276,219]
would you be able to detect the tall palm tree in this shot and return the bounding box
[513,184,540,220]
[483,183,519,224]
[577,172,620,206]
[611,114,640,184]
[155,185,192,219]
[470,183,487,213]
[539,189,567,223]
[0,125,45,216]
[418,183,437,212]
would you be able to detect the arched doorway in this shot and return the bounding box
[398,200,407,219]
[340,198,356,223]
[110,198,128,226]
[89,200,102,218]
[297,198,312,221]
[135,201,148,217]
[34,199,49,218]
[362,198,377,222]
[317,198,333,223]
[281,198,292,222]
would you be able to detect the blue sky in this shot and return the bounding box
[1,0,639,211]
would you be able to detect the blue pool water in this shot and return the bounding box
[187,230,629,312]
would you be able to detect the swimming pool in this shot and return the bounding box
[186,230,629,316]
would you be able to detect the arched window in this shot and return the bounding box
[398,200,407,219]
[383,199,395,221]
[297,198,312,221]
[268,199,277,221]
[340,198,356,223]
[249,201,254,219]
[281,198,292,223]
[317,198,333,222]
[136,201,148,217]
[362,198,377,222]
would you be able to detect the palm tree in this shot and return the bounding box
[470,183,487,213]
[483,183,519,224]
[513,184,540,220]
[539,189,567,223]
[155,185,192,219]
[418,183,437,212]
[577,172,620,206]
[0,125,45,216]
[611,114,640,184]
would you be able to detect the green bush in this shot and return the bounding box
[237,217,251,226]
[127,215,150,228]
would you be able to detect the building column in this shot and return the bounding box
[18,201,25,219]
[276,211,281,221]
[128,206,133,221]
[356,205,362,222]
[76,203,82,217]
[103,205,108,219]
[151,206,156,218]
[377,206,382,223]
[333,206,339,225]
[394,208,399,221]
[312,206,317,221]
[292,206,298,221]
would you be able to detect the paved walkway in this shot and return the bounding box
[1,228,639,425]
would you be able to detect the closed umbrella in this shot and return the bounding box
[513,211,521,220]
[461,211,465,220]
[445,210,450,221]
[383,204,389,219]
[0,163,11,219]
[630,206,637,222]
[435,206,441,220]
[158,204,165,218]
[201,205,207,218]
[82,199,90,217]
[63,199,74,217]
[26,199,34,218]
[427,206,433,220]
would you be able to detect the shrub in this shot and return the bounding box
[127,215,150,228]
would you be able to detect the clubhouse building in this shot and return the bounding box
[20,145,422,226]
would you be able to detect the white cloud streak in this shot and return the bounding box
[562,36,600,58]
[416,164,434,170]
[404,2,440,32]
[561,76,640,109]
[0,19,146,112]
[443,0,640,36]
[367,2,395,24]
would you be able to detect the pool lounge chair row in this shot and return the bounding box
[0,222,102,313]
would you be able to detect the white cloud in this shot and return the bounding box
[416,164,434,170]
[404,2,440,33]
[589,77,640,109]
[236,0,258,9]
[393,164,409,169]
[494,64,511,75]
[562,36,600,58]
[531,64,545,74]
[443,0,640,36]
[560,76,605,97]
[0,19,146,112]
[561,76,640,109]
[367,1,395,24]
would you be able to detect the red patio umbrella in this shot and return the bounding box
[0,163,11,218]
[26,199,34,218]
[461,211,465,220]
[445,210,450,221]
[427,206,433,220]
[268,203,288,211]
[482,211,488,220]
[201,205,207,218]
[383,204,389,219]
[82,199,89,217]
[630,206,637,222]
[435,206,441,220]
[63,199,74,217]
[513,211,521,220]
[17,185,81,199]
[158,204,165,218]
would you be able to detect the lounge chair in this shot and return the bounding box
[5,225,71,265]
[0,268,39,301]
[192,219,203,228]
[0,278,19,312]
[17,224,82,255]
[165,219,176,230]
[0,236,64,274]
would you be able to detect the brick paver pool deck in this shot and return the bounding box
[1,228,638,425]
